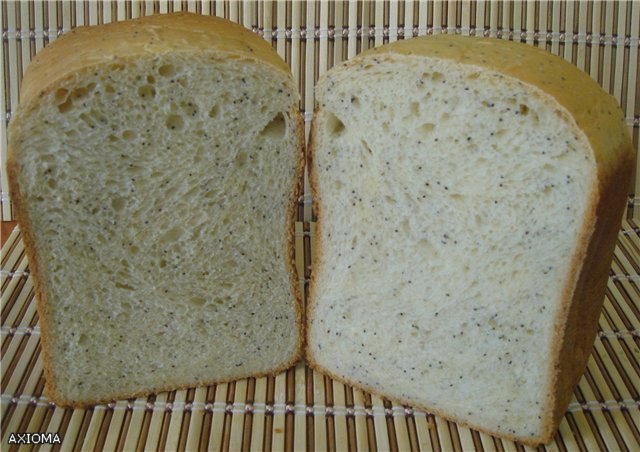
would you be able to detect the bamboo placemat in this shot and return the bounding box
[1,218,640,451]
[1,1,640,450]
[0,0,639,221]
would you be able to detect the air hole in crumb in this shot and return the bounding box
[325,112,345,136]
[159,64,176,76]
[260,112,286,139]
[73,83,95,99]
[410,101,420,116]
[47,178,57,189]
[115,282,135,291]
[418,123,435,137]
[111,197,126,211]
[159,226,183,243]
[431,72,443,82]
[55,88,68,102]
[208,105,220,118]
[126,165,144,174]
[360,139,373,154]
[78,334,88,346]
[147,75,155,84]
[122,130,136,140]
[130,245,139,255]
[159,259,167,268]
[57,97,73,113]
[235,151,247,167]
[384,195,396,204]
[418,238,435,254]
[519,104,530,115]
[138,85,156,99]
[350,96,360,107]
[188,297,207,307]
[166,114,185,131]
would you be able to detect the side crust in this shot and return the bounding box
[543,142,635,439]
[285,106,308,369]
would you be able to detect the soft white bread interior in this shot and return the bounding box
[307,35,633,445]
[7,13,304,406]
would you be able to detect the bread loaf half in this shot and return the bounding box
[307,35,633,445]
[7,13,304,407]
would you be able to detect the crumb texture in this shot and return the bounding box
[309,55,596,440]
[10,52,301,404]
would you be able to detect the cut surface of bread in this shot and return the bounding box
[307,35,633,445]
[7,13,304,406]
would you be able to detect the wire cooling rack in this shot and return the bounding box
[2,219,640,451]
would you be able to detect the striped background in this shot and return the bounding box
[1,1,639,451]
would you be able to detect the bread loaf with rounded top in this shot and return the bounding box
[307,35,633,445]
[8,12,305,407]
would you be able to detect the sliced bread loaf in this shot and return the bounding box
[307,35,633,445]
[7,12,304,407]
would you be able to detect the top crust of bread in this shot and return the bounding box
[8,12,305,407]
[13,12,292,116]
[306,35,634,445]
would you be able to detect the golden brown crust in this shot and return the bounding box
[305,35,634,446]
[51,362,298,409]
[8,12,305,408]
[16,12,290,117]
[6,156,62,404]
[305,107,323,362]
[305,353,547,446]
[285,106,307,367]
[543,143,635,441]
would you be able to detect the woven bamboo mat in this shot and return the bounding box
[1,218,639,451]
[1,1,640,451]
